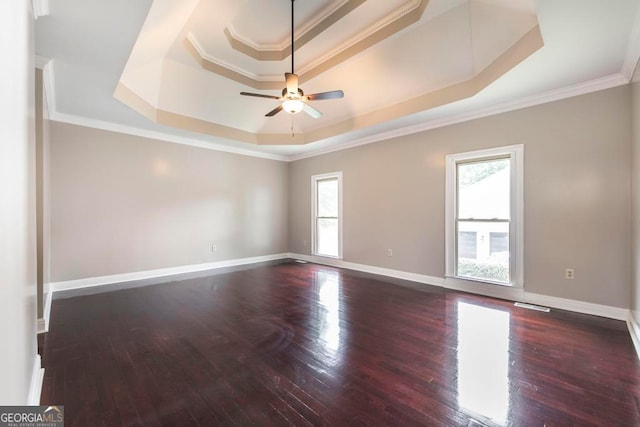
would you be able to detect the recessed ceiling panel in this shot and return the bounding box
[229,0,347,49]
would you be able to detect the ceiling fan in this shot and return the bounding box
[239,0,344,118]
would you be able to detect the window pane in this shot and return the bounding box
[317,218,338,257]
[458,231,477,259]
[317,179,338,217]
[457,221,509,283]
[490,232,509,256]
[458,159,510,220]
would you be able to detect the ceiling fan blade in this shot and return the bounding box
[265,105,283,117]
[285,73,299,95]
[240,92,280,100]
[303,103,322,119]
[306,90,344,101]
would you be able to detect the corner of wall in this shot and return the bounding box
[628,311,640,360]
[631,79,640,355]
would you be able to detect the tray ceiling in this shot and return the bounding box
[35,0,640,159]
[114,0,541,145]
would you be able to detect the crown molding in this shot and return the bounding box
[58,72,628,163]
[225,25,286,53]
[187,33,281,83]
[224,0,363,55]
[43,73,632,163]
[34,55,50,70]
[222,0,422,62]
[192,0,428,87]
[32,0,49,19]
[184,34,283,91]
[49,112,289,162]
[622,0,640,81]
[287,73,629,161]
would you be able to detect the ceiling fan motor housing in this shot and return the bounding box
[282,88,304,98]
[238,0,343,118]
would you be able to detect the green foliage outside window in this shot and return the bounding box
[458,258,509,283]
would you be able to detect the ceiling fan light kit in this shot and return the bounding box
[283,99,304,114]
[239,0,344,119]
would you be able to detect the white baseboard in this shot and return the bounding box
[288,253,443,287]
[43,287,52,331]
[442,279,627,321]
[36,318,46,334]
[289,253,628,321]
[48,252,630,324]
[628,312,640,361]
[50,253,290,292]
[27,355,43,405]
[524,293,628,321]
[37,288,53,334]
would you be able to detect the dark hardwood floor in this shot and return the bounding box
[40,262,640,426]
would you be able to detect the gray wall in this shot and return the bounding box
[49,122,288,282]
[0,1,38,404]
[632,80,640,325]
[290,86,632,308]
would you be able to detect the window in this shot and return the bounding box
[445,145,523,287]
[312,172,342,258]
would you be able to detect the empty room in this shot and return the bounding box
[3,0,640,425]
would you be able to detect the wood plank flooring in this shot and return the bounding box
[40,262,640,426]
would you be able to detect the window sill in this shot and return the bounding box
[448,275,518,288]
[444,276,525,301]
[313,253,342,260]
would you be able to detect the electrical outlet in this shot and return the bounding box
[387,249,393,257]
[211,244,217,252]
[565,268,574,279]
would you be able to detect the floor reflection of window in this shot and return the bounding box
[315,271,342,361]
[457,302,510,425]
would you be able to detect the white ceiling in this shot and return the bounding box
[35,0,640,161]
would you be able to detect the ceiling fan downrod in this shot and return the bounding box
[291,0,295,74]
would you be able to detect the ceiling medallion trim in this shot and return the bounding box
[118,26,543,146]
[188,0,429,90]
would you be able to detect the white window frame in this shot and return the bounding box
[445,145,524,288]
[311,171,343,259]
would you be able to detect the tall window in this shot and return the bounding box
[446,145,523,287]
[312,172,342,258]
